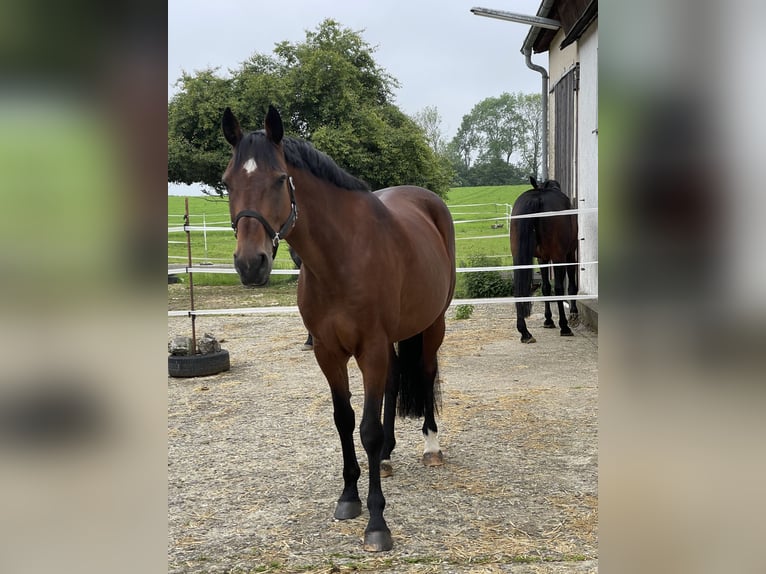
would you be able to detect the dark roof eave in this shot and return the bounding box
[559,0,598,49]
[523,0,598,54]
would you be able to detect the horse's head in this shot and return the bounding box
[529,176,562,193]
[221,105,296,286]
[542,179,562,192]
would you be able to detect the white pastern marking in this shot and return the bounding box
[243,158,257,174]
[423,429,441,454]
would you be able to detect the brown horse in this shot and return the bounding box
[510,177,579,343]
[221,105,456,552]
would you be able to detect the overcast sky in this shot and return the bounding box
[168,0,544,193]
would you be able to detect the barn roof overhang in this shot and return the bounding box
[523,0,598,54]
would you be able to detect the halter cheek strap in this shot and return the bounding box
[231,176,298,257]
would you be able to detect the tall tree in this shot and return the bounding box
[516,93,543,179]
[411,105,446,155]
[168,19,451,197]
[447,91,541,185]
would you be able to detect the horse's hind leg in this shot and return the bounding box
[516,301,535,343]
[554,266,573,336]
[540,261,555,328]
[301,332,314,351]
[380,345,398,478]
[420,315,446,467]
[566,258,579,322]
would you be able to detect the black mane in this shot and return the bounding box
[235,131,370,192]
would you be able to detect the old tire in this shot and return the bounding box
[168,349,230,378]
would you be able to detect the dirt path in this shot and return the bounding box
[168,302,598,573]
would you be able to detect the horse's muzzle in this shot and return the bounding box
[233,253,271,286]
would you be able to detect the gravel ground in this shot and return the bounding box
[168,302,598,573]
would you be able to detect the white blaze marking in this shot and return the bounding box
[243,158,257,174]
[423,429,441,454]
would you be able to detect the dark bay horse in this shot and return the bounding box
[510,177,579,343]
[221,105,456,552]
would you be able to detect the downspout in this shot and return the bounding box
[521,0,556,180]
[522,46,549,180]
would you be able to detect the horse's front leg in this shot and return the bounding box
[314,344,361,520]
[357,343,393,552]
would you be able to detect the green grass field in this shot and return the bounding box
[448,185,527,266]
[168,185,529,295]
[168,184,529,287]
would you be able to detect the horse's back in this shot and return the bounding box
[511,186,577,261]
[512,188,576,261]
[372,186,456,332]
[540,188,578,254]
[374,185,452,224]
[374,186,455,258]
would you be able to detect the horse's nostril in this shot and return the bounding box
[233,252,271,286]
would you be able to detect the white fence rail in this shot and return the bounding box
[168,204,598,317]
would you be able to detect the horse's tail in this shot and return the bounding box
[395,333,440,418]
[512,197,541,319]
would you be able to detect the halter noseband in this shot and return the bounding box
[231,176,298,257]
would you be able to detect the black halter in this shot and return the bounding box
[231,176,298,257]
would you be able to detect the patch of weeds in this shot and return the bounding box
[564,554,589,561]
[250,562,284,573]
[402,556,442,565]
[454,304,474,320]
[511,555,542,564]
[322,555,394,572]
[461,254,513,298]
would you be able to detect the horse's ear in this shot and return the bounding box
[222,107,242,147]
[265,105,284,145]
[529,176,539,189]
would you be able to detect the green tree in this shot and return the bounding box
[168,19,451,197]
[474,93,520,164]
[448,91,542,185]
[168,69,234,192]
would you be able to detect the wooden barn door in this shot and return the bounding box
[553,64,579,201]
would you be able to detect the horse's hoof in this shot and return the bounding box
[422,451,444,467]
[543,322,555,328]
[560,330,574,337]
[300,344,313,351]
[521,337,536,344]
[363,529,393,552]
[334,500,362,520]
[380,460,393,478]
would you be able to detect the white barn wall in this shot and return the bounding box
[544,20,599,302]
[576,23,598,297]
